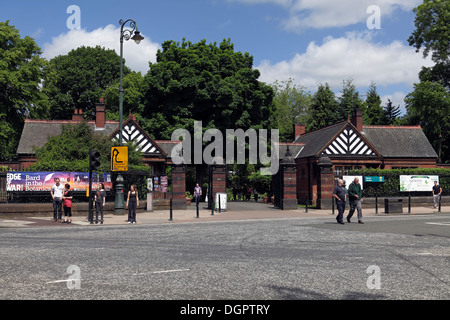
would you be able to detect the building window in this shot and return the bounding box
[335,166,343,178]
[344,166,353,175]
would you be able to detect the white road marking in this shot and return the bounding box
[151,269,190,274]
[425,222,450,226]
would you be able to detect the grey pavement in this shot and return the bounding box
[1,201,449,228]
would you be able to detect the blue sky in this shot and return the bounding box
[1,0,433,113]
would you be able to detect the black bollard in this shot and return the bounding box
[408,192,411,214]
[332,198,335,215]
[305,198,308,213]
[196,202,199,218]
[439,195,441,213]
[169,198,173,221]
[375,193,378,215]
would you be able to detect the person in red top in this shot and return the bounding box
[62,184,73,224]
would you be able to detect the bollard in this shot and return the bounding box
[439,195,441,213]
[218,194,221,213]
[305,198,308,213]
[196,202,199,218]
[332,198,335,215]
[375,193,378,215]
[169,198,173,221]
[408,193,411,214]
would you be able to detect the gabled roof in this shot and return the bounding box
[292,120,438,160]
[110,116,167,156]
[17,119,118,155]
[362,126,438,158]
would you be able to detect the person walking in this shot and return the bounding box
[126,185,139,224]
[62,183,73,224]
[432,181,442,209]
[94,183,106,224]
[194,183,202,207]
[347,177,364,224]
[333,179,347,224]
[50,178,65,222]
[253,188,259,202]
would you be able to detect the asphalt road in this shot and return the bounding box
[0,214,449,302]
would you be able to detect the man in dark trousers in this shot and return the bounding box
[432,181,442,209]
[347,177,364,224]
[333,179,347,224]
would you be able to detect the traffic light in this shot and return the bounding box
[89,149,101,171]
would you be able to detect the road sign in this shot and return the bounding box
[111,146,128,172]
[365,176,385,183]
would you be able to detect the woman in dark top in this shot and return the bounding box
[62,184,73,224]
[94,183,106,224]
[126,184,139,224]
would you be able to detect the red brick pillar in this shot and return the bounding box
[211,158,226,206]
[281,150,297,210]
[172,164,187,210]
[317,156,334,209]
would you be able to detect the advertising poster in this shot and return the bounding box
[400,175,439,192]
[160,176,168,193]
[6,172,113,192]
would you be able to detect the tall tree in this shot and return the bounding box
[405,81,450,163]
[271,78,311,141]
[141,38,275,140]
[43,46,130,120]
[364,82,384,125]
[382,99,402,125]
[408,0,450,89]
[0,21,49,160]
[306,83,340,132]
[338,79,365,120]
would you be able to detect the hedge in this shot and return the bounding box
[348,168,450,197]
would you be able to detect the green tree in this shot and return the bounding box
[364,82,384,125]
[30,121,147,172]
[408,0,450,64]
[272,78,311,141]
[382,99,402,125]
[43,46,130,120]
[338,79,365,120]
[306,83,340,132]
[0,21,49,160]
[141,38,275,140]
[104,71,144,119]
[408,0,450,89]
[405,81,450,163]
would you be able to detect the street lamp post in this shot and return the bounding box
[114,19,144,215]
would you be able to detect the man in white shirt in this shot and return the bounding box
[51,178,64,222]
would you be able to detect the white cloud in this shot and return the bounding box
[231,0,421,30]
[256,32,434,92]
[42,24,160,74]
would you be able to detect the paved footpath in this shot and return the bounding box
[1,201,448,228]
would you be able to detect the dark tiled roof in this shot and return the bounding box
[277,143,305,161]
[293,122,347,158]
[362,126,438,158]
[17,120,118,155]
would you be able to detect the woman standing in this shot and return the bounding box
[126,185,139,224]
[62,184,73,224]
[94,183,106,224]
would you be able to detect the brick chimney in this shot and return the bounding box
[293,123,306,140]
[96,98,106,129]
[72,108,83,122]
[351,109,363,132]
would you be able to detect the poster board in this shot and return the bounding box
[400,175,439,192]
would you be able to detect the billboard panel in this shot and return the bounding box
[6,172,113,192]
[400,175,439,192]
